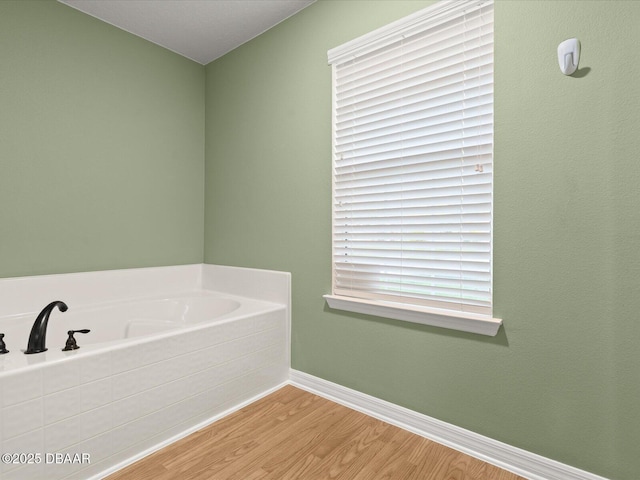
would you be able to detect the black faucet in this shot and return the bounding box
[25,301,68,354]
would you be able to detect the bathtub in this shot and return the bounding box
[0,264,290,480]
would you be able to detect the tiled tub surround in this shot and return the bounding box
[0,264,290,480]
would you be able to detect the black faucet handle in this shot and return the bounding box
[62,329,91,351]
[0,333,8,354]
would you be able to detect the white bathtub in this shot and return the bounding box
[0,264,290,480]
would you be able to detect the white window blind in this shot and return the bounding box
[329,0,494,317]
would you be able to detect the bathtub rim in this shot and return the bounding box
[0,289,286,378]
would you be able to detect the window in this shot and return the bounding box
[324,0,501,336]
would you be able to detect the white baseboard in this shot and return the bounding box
[289,370,609,480]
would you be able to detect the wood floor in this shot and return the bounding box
[106,385,524,480]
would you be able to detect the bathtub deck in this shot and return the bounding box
[105,385,523,480]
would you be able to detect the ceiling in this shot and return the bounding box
[58,0,316,65]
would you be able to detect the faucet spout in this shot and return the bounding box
[25,301,68,354]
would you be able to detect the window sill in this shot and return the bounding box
[323,295,502,336]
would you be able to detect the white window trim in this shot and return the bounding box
[325,0,502,336]
[324,294,501,336]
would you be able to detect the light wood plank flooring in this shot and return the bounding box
[106,385,524,480]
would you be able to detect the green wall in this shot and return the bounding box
[0,0,205,278]
[205,1,640,479]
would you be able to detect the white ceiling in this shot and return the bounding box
[58,0,316,65]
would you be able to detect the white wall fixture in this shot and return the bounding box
[558,38,581,75]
